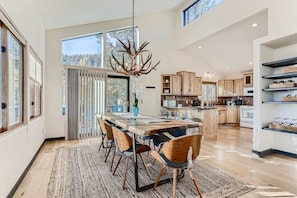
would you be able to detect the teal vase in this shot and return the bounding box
[132,106,139,116]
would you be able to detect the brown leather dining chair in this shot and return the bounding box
[111,126,152,189]
[151,134,203,198]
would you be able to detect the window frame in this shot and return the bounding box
[0,21,25,132]
[29,47,43,119]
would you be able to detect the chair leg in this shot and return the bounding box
[138,153,151,180]
[153,165,166,190]
[112,155,122,175]
[122,157,130,189]
[152,147,162,165]
[104,145,112,162]
[188,169,203,198]
[110,147,116,171]
[173,169,177,198]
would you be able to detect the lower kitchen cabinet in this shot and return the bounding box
[217,106,239,125]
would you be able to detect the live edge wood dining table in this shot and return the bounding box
[103,112,202,192]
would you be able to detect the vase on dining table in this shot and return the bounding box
[132,106,139,116]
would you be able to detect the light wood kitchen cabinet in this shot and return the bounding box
[195,77,202,96]
[224,80,234,96]
[161,74,181,95]
[226,106,238,124]
[177,71,196,95]
[218,107,227,124]
[243,73,253,87]
[218,80,225,96]
[233,79,244,96]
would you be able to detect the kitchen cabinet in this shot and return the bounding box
[195,77,202,96]
[161,74,181,95]
[218,79,244,96]
[218,80,225,96]
[224,80,234,96]
[243,73,253,87]
[193,108,218,138]
[254,32,297,157]
[234,79,244,96]
[177,71,197,95]
[226,106,238,124]
[218,106,227,124]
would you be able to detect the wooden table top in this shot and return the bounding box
[103,113,202,136]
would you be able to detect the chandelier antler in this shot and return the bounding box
[109,0,160,76]
[109,38,160,76]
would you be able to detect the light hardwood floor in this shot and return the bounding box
[13,127,297,198]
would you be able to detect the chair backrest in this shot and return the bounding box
[98,118,107,135]
[104,121,114,140]
[112,127,132,152]
[162,134,202,163]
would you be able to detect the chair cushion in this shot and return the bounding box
[153,134,171,147]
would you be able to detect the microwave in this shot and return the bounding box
[243,87,253,96]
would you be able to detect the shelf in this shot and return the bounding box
[262,127,297,135]
[262,72,297,79]
[262,87,297,92]
[262,101,297,104]
[262,56,297,67]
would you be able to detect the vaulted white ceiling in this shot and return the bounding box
[35,0,268,75]
[35,0,184,30]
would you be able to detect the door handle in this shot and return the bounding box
[1,102,6,109]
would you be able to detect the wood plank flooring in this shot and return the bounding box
[13,127,297,198]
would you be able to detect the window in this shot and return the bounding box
[0,21,24,132]
[183,0,224,26]
[202,81,216,105]
[29,49,43,118]
[62,33,103,67]
[106,27,139,68]
[106,76,130,113]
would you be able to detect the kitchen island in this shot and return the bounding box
[161,106,218,138]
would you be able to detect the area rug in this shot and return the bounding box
[47,144,255,198]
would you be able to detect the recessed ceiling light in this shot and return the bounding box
[252,23,258,27]
[226,66,230,70]
[249,61,253,65]
[198,46,202,49]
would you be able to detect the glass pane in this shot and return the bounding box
[29,54,35,78]
[106,27,138,68]
[62,33,102,67]
[106,76,129,113]
[8,32,23,126]
[183,0,224,26]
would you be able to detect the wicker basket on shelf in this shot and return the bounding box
[269,82,297,88]
[282,66,297,73]
[269,123,297,132]
[282,96,297,102]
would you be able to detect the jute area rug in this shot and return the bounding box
[47,144,255,198]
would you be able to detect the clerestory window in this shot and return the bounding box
[183,0,224,26]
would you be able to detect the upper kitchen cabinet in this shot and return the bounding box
[234,79,244,95]
[177,71,197,95]
[218,78,244,96]
[195,77,202,96]
[243,73,253,87]
[161,74,181,95]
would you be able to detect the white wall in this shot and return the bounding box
[0,0,45,197]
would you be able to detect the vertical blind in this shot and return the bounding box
[68,68,106,139]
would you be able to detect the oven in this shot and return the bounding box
[240,105,253,128]
[243,87,253,96]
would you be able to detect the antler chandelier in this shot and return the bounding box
[109,0,160,76]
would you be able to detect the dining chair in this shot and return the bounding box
[151,134,203,198]
[97,117,115,168]
[111,126,152,189]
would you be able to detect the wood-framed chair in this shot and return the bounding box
[111,126,152,189]
[151,134,203,198]
[97,117,116,171]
